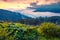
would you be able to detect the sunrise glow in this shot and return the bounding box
[0,0,60,9]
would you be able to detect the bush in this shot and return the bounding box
[0,22,60,40]
[0,22,16,40]
[0,22,40,40]
[38,22,60,38]
[15,28,39,40]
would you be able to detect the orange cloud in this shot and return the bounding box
[37,0,60,5]
[0,0,60,9]
[0,0,60,4]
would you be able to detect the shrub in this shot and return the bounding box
[38,22,60,38]
[0,22,16,40]
[0,22,40,40]
[15,25,39,40]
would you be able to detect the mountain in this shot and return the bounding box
[0,9,60,25]
[32,2,60,13]
[0,9,31,22]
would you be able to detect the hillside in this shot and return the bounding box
[0,9,31,22]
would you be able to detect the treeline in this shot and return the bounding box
[19,16,60,25]
[0,16,60,25]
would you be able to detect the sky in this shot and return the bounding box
[0,0,60,17]
[0,0,60,10]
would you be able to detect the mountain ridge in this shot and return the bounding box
[0,9,31,22]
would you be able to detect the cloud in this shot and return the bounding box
[0,0,36,3]
[0,0,60,4]
[16,9,60,17]
[37,0,60,5]
[0,0,60,9]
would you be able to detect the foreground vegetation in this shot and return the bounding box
[0,22,60,40]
